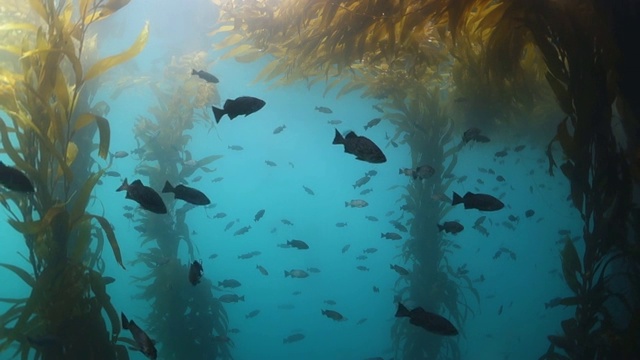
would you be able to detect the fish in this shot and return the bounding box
[413,165,436,180]
[273,125,286,134]
[162,181,210,205]
[363,247,378,254]
[364,117,381,130]
[356,255,368,260]
[281,219,294,226]
[525,209,535,218]
[218,279,241,288]
[390,264,410,275]
[211,177,224,183]
[508,215,519,222]
[117,179,167,214]
[373,286,379,293]
[306,267,321,273]
[246,310,260,319]
[345,199,368,208]
[106,171,121,177]
[324,300,337,305]
[284,269,309,278]
[224,220,236,231]
[495,150,508,157]
[121,313,157,359]
[212,212,227,219]
[365,170,378,177]
[256,265,269,276]
[218,294,244,303]
[352,176,371,189]
[496,175,506,182]
[112,151,129,158]
[303,185,315,195]
[437,221,464,234]
[390,221,408,232]
[315,106,333,113]
[283,333,305,344]
[191,176,202,183]
[228,145,244,151]
[356,318,368,325]
[265,160,277,167]
[211,96,266,123]
[514,145,526,152]
[238,251,260,259]
[332,129,386,164]
[287,239,309,250]
[365,215,378,222]
[188,260,203,286]
[327,119,342,125]
[395,303,458,336]
[360,188,373,195]
[254,209,266,222]
[463,128,482,143]
[191,69,219,83]
[208,253,218,259]
[341,244,350,253]
[234,226,251,236]
[335,222,348,227]
[321,309,346,321]
[0,161,35,194]
[381,232,402,240]
[452,191,504,211]
[356,265,369,271]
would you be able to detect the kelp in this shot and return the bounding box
[127,51,231,359]
[0,0,147,358]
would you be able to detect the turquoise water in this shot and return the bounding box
[0,1,584,359]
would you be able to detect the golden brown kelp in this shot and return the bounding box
[127,52,231,359]
[0,0,147,358]
[443,0,639,358]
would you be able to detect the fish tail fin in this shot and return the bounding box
[191,69,197,75]
[332,128,344,145]
[364,125,368,130]
[345,202,349,207]
[212,106,225,123]
[284,270,290,277]
[121,313,130,330]
[381,233,384,238]
[116,178,128,192]
[544,302,549,309]
[162,181,174,193]
[239,296,245,302]
[395,303,410,318]
[452,192,463,205]
[399,168,403,175]
[412,171,418,180]
[437,224,444,232]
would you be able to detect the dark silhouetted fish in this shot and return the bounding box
[395,303,458,336]
[437,221,464,234]
[332,129,386,164]
[287,239,309,250]
[212,96,266,123]
[162,181,210,205]
[315,106,333,113]
[452,191,504,211]
[254,209,266,222]
[283,333,305,344]
[121,312,157,359]
[188,260,203,286]
[117,179,167,214]
[191,69,219,83]
[0,161,34,192]
[321,309,346,321]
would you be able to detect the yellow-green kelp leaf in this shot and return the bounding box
[73,113,110,159]
[69,169,106,223]
[7,206,65,236]
[561,238,582,294]
[84,0,132,25]
[88,214,125,270]
[84,21,149,82]
[0,263,35,288]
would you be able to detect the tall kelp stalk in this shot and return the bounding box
[385,82,474,359]
[0,0,148,358]
[211,0,478,358]
[443,1,640,358]
[128,52,231,359]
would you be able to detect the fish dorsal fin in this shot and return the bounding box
[130,179,143,186]
[345,131,357,139]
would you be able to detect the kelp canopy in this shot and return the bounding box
[0,0,147,358]
[212,0,640,359]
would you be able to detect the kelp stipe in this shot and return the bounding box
[0,0,147,358]
[128,52,231,359]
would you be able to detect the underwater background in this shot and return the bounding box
[0,1,638,360]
